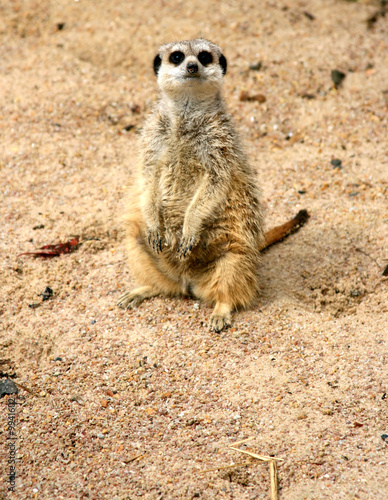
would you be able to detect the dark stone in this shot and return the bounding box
[249,61,262,71]
[331,70,346,88]
[0,378,18,398]
[303,11,315,21]
[41,287,53,301]
[331,159,343,169]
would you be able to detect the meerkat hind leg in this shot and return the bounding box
[118,229,183,309]
[194,252,258,332]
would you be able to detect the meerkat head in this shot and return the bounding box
[153,39,227,100]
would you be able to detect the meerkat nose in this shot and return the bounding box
[187,62,199,74]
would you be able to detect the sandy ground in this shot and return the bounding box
[1,0,387,498]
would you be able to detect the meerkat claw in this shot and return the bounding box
[178,237,196,259]
[117,292,144,309]
[147,230,163,254]
[210,314,231,333]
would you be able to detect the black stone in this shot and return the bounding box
[41,286,53,301]
[0,378,18,398]
[249,62,262,71]
[331,70,346,88]
[331,159,343,169]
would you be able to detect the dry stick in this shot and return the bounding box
[228,446,283,462]
[270,459,278,500]
[13,380,36,396]
[228,436,255,447]
[228,441,282,500]
[125,454,143,464]
[355,247,380,268]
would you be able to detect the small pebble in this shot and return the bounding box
[331,69,346,88]
[249,61,262,71]
[331,159,343,169]
[41,286,53,301]
[303,11,315,21]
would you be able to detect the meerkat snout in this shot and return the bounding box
[187,62,199,74]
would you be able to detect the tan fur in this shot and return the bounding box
[118,39,266,331]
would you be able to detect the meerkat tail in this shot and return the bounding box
[259,209,310,252]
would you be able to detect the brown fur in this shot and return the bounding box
[118,39,306,331]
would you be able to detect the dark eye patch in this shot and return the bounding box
[198,51,213,66]
[219,54,227,75]
[169,51,185,65]
[153,54,162,76]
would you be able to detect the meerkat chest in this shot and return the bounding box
[158,156,203,202]
[158,137,205,196]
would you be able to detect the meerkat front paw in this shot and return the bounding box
[177,235,198,260]
[147,229,163,254]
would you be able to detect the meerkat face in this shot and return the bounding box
[153,39,227,100]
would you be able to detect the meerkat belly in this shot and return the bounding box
[158,159,204,233]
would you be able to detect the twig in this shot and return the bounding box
[270,459,278,500]
[228,446,283,462]
[227,438,282,500]
[124,454,143,464]
[13,380,36,396]
[355,247,380,269]
[228,436,255,447]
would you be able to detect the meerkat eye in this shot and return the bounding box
[169,51,185,65]
[198,51,213,66]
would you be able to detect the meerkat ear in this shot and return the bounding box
[219,54,227,75]
[153,54,162,76]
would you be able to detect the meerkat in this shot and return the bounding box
[118,39,308,332]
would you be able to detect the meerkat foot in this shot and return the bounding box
[117,286,159,309]
[209,302,232,332]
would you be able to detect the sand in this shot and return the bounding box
[1,0,387,498]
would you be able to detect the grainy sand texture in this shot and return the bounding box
[1,1,387,498]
